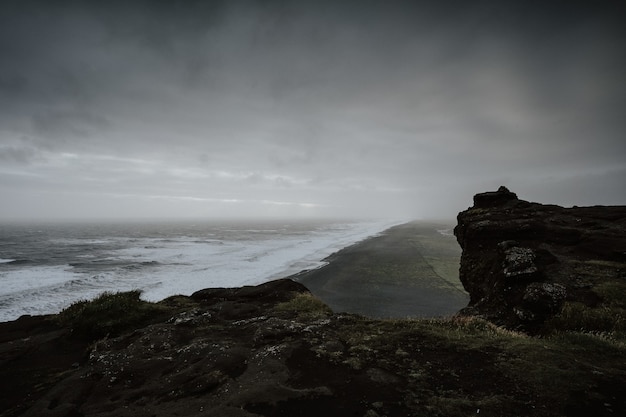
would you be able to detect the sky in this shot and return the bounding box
[0,0,624,221]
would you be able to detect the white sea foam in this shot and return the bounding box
[0,265,109,320]
[1,265,73,294]
[0,219,404,321]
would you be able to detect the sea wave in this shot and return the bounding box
[0,219,405,321]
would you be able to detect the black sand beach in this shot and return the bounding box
[293,221,469,318]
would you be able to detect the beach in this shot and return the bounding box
[0,219,399,322]
[293,221,469,318]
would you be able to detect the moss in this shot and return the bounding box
[540,270,626,344]
[158,294,200,309]
[57,290,169,340]
[273,292,333,319]
[594,280,626,309]
[544,301,626,341]
[428,315,524,337]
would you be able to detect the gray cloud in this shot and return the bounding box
[0,144,39,164]
[0,0,624,220]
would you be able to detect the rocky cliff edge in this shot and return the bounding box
[455,186,626,333]
[1,190,626,417]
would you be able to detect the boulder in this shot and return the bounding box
[454,187,626,331]
[472,185,518,208]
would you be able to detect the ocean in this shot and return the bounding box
[0,219,401,322]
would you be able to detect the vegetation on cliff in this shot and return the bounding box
[56,290,172,340]
[1,193,625,416]
[2,281,624,416]
[455,186,626,344]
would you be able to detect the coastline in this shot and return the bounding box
[4,192,624,416]
[292,221,469,318]
[0,219,402,322]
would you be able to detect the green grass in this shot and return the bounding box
[350,259,441,287]
[405,224,464,292]
[274,292,333,319]
[541,272,626,343]
[421,315,528,342]
[547,302,625,331]
[594,280,626,308]
[57,290,170,340]
[422,257,464,291]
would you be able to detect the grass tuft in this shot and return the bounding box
[57,290,167,340]
[542,274,626,345]
[552,302,624,330]
[274,292,333,319]
[420,315,528,343]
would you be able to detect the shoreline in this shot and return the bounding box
[0,220,465,323]
[0,219,403,322]
[291,221,469,318]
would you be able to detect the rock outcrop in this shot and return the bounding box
[1,279,554,417]
[454,186,626,332]
[1,195,625,417]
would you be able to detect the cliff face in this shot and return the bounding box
[2,195,626,417]
[1,279,556,417]
[454,186,626,332]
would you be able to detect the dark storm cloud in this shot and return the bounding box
[0,0,624,219]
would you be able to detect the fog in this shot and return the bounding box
[1,0,624,221]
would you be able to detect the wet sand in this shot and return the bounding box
[292,221,469,318]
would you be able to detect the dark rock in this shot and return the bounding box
[497,240,519,251]
[455,187,626,331]
[191,278,309,303]
[472,185,518,208]
[521,282,567,316]
[189,279,311,321]
[502,247,538,279]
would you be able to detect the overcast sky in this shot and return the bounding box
[0,0,624,221]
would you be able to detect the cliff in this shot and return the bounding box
[1,193,625,417]
[454,186,626,333]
